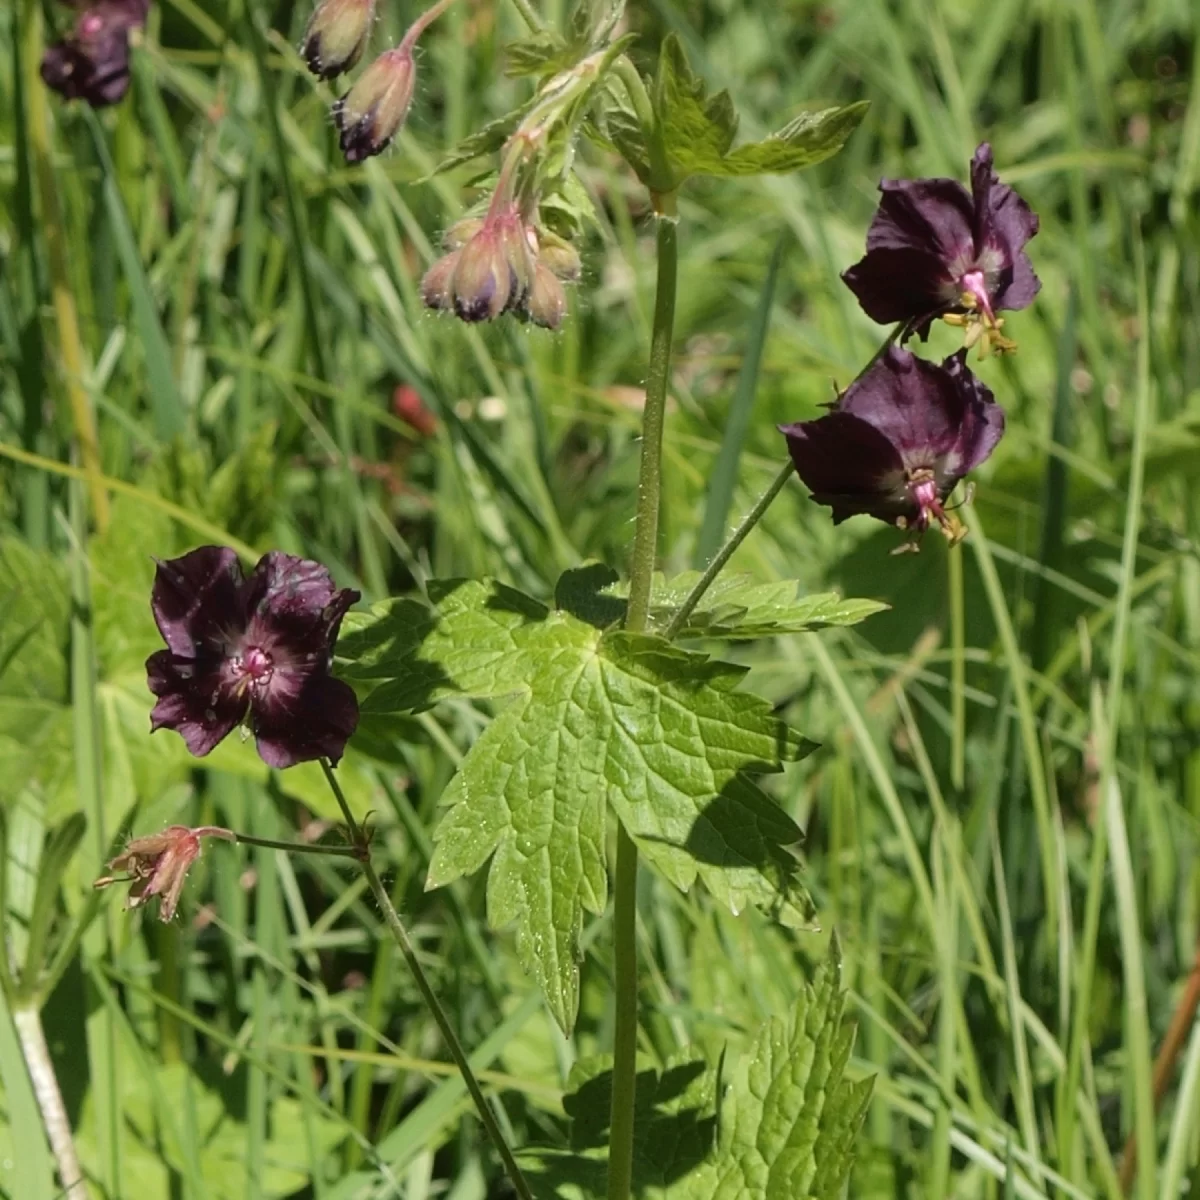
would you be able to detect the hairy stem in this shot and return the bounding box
[608,208,680,1200]
[12,1005,86,1199]
[401,0,461,53]
[624,214,679,631]
[231,831,361,860]
[319,761,534,1200]
[664,461,794,640]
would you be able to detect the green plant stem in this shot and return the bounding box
[607,823,640,1200]
[625,215,678,631]
[230,832,361,860]
[608,206,680,1200]
[506,0,543,32]
[318,761,534,1200]
[11,1005,85,1199]
[664,460,794,640]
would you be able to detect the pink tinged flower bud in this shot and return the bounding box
[451,230,513,322]
[421,251,460,311]
[538,233,582,282]
[303,0,375,80]
[527,263,567,330]
[332,47,415,164]
[498,219,535,311]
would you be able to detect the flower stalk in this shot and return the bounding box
[318,761,535,1200]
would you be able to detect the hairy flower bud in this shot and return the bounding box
[451,234,512,322]
[447,211,534,323]
[332,46,415,163]
[302,0,375,80]
[421,251,459,311]
[527,263,567,330]
[442,217,484,250]
[537,232,582,282]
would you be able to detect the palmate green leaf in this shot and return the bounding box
[530,945,872,1199]
[339,574,815,1031]
[618,33,868,193]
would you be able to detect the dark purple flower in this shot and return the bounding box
[842,143,1040,345]
[41,0,150,108]
[778,346,1004,542]
[146,547,361,769]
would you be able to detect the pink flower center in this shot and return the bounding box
[907,472,945,532]
[959,269,995,322]
[231,645,274,691]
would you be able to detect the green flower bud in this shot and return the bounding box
[538,232,582,282]
[527,262,567,331]
[302,0,375,80]
[332,47,415,164]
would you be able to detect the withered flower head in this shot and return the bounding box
[302,0,375,79]
[95,825,234,922]
[146,546,360,768]
[332,46,415,163]
[842,143,1039,347]
[778,346,1004,542]
[41,0,150,108]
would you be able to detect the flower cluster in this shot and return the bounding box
[41,0,150,108]
[422,211,581,329]
[146,546,360,768]
[780,144,1038,546]
[301,0,455,164]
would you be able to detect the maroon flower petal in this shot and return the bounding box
[247,552,360,648]
[252,673,360,769]
[865,177,975,259]
[937,351,1006,476]
[838,346,972,464]
[147,649,246,757]
[780,411,908,524]
[841,247,953,337]
[151,546,246,657]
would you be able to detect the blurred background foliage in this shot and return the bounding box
[1,0,1199,1196]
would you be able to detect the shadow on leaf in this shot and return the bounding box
[526,1056,715,1198]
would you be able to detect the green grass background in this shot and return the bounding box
[2,0,1199,1196]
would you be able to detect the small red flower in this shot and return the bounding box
[95,826,234,921]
